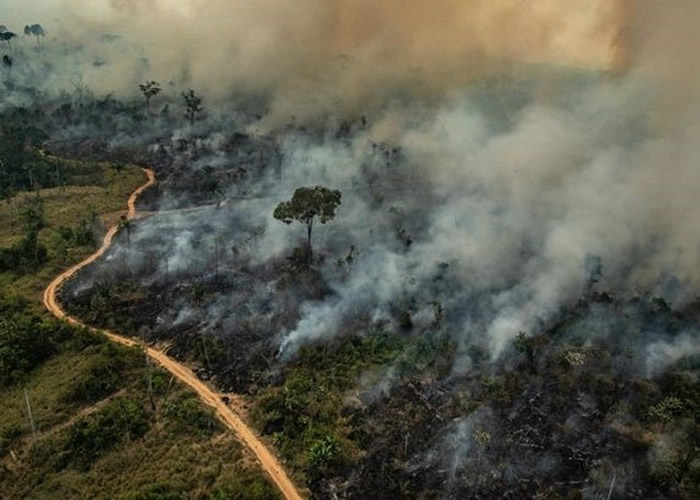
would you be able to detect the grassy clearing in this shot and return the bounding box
[0,160,145,303]
[2,357,279,500]
[0,350,113,439]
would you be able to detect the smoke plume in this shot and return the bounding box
[5,1,700,365]
[3,0,623,122]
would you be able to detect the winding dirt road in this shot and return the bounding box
[42,168,304,500]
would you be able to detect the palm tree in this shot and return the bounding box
[139,81,162,115]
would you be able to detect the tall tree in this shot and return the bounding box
[139,81,162,114]
[273,186,342,265]
[181,89,203,125]
[0,31,16,53]
[23,24,45,47]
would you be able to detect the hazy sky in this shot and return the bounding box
[1,0,622,66]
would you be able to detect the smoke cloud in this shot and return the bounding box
[3,0,623,122]
[5,1,700,367]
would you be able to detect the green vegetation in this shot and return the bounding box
[0,136,279,498]
[0,197,48,273]
[274,185,342,264]
[162,392,220,437]
[0,293,278,499]
[252,328,404,483]
[0,294,79,387]
[0,151,145,300]
[0,124,51,198]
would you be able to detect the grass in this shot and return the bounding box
[0,160,145,303]
[0,349,114,438]
[2,359,279,500]
[251,329,407,482]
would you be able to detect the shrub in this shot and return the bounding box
[163,393,219,436]
[0,305,71,386]
[62,349,126,403]
[64,397,149,469]
[306,434,340,479]
[213,469,281,500]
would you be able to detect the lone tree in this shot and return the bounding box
[139,81,162,114]
[23,24,45,47]
[273,186,341,265]
[181,89,203,125]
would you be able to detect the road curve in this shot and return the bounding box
[42,168,304,500]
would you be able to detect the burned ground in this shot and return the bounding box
[64,254,700,498]
[60,178,700,498]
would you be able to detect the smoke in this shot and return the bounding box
[2,0,623,122]
[5,2,695,497]
[6,1,700,367]
[271,1,700,358]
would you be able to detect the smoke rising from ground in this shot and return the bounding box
[5,1,700,364]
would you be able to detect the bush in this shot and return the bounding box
[62,347,128,403]
[0,423,23,457]
[213,469,281,500]
[0,298,73,386]
[306,434,340,480]
[124,483,187,500]
[163,393,220,436]
[63,397,150,469]
[0,230,48,273]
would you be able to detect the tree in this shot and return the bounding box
[273,186,341,265]
[199,165,220,197]
[307,435,340,480]
[23,24,45,48]
[0,31,16,53]
[119,215,131,248]
[138,81,161,114]
[181,89,203,125]
[513,331,538,373]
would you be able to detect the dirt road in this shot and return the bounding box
[42,168,304,500]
